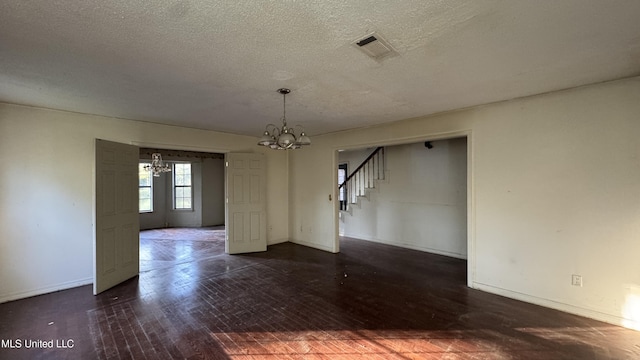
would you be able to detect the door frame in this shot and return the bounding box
[331,130,475,288]
[94,141,237,291]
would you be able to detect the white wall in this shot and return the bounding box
[340,139,467,259]
[0,104,288,303]
[288,76,640,329]
[338,147,372,172]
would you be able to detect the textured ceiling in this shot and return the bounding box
[1,1,639,136]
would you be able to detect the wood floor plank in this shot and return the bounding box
[1,228,639,359]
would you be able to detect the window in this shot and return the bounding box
[338,163,348,211]
[173,163,192,210]
[139,162,153,213]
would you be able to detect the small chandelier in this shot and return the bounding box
[257,88,311,150]
[144,153,171,177]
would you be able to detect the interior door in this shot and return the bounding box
[94,139,140,294]
[225,153,267,254]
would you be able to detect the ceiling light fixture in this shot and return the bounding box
[257,88,311,150]
[144,153,171,177]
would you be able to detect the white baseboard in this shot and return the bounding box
[0,277,93,304]
[267,237,289,246]
[472,282,640,331]
[290,239,337,253]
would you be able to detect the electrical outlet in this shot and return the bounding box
[571,274,583,287]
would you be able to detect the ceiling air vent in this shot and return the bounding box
[352,32,398,61]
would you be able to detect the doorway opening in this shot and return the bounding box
[95,141,267,294]
[338,163,348,211]
[336,136,470,283]
[138,148,226,272]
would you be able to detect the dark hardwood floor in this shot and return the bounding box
[1,230,639,359]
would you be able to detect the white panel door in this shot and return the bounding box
[94,139,140,294]
[225,153,267,254]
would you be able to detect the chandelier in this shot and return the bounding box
[257,88,311,150]
[144,153,171,177]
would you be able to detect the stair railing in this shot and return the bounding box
[338,147,385,211]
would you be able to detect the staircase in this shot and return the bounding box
[339,147,385,212]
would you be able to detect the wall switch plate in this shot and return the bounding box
[571,274,583,287]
